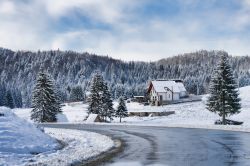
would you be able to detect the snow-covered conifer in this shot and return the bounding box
[206,52,241,124]
[4,90,14,109]
[31,72,61,123]
[101,82,114,121]
[88,73,114,121]
[12,89,23,108]
[115,96,128,123]
[88,72,104,115]
[69,86,84,102]
[0,83,6,106]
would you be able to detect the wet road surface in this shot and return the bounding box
[42,124,250,166]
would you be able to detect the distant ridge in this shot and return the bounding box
[0,48,250,107]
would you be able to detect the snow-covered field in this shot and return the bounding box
[0,107,114,166]
[14,102,88,123]
[0,107,58,165]
[110,86,250,131]
[13,86,250,132]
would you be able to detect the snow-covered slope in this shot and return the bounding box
[230,86,250,124]
[14,102,88,123]
[0,107,114,166]
[13,86,250,128]
[0,107,58,165]
[112,86,250,127]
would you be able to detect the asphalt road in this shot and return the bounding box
[42,124,250,166]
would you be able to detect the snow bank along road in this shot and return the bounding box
[42,124,250,166]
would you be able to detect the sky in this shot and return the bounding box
[0,0,250,61]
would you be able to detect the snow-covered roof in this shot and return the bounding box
[85,91,91,96]
[86,114,100,122]
[149,80,186,93]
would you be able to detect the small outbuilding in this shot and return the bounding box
[86,114,102,122]
[132,96,145,103]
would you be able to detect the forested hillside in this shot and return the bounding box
[0,48,250,107]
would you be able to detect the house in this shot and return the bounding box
[147,79,188,105]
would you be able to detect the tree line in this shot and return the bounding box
[0,83,22,108]
[1,48,250,107]
[31,71,128,123]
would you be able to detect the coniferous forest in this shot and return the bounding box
[1,48,250,107]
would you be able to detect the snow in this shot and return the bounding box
[109,86,250,132]
[111,85,250,132]
[31,128,114,166]
[113,100,218,125]
[126,102,173,113]
[57,102,88,122]
[0,106,114,165]
[14,102,88,123]
[0,106,58,165]
[86,114,99,122]
[12,86,250,133]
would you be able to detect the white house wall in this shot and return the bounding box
[180,91,187,97]
[149,86,182,102]
[150,86,157,101]
[157,92,171,101]
[173,93,180,100]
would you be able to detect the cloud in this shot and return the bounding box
[0,1,16,15]
[42,0,138,24]
[0,0,249,61]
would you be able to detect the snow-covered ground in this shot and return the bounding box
[14,102,88,123]
[0,107,58,165]
[0,107,114,166]
[110,86,250,131]
[30,128,114,166]
[13,86,250,132]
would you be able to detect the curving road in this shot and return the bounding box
[42,124,250,166]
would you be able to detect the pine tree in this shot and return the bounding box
[12,89,23,108]
[0,83,6,106]
[4,90,14,109]
[101,82,114,121]
[69,86,84,102]
[88,73,104,115]
[206,53,241,125]
[88,73,114,121]
[31,72,61,123]
[115,96,128,123]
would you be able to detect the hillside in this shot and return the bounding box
[14,86,250,129]
[1,48,250,107]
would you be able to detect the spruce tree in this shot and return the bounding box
[101,82,114,121]
[69,86,84,102]
[31,72,61,123]
[116,96,128,123]
[88,73,103,115]
[12,89,23,108]
[4,90,14,109]
[0,83,6,106]
[206,53,241,125]
[88,73,114,121]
